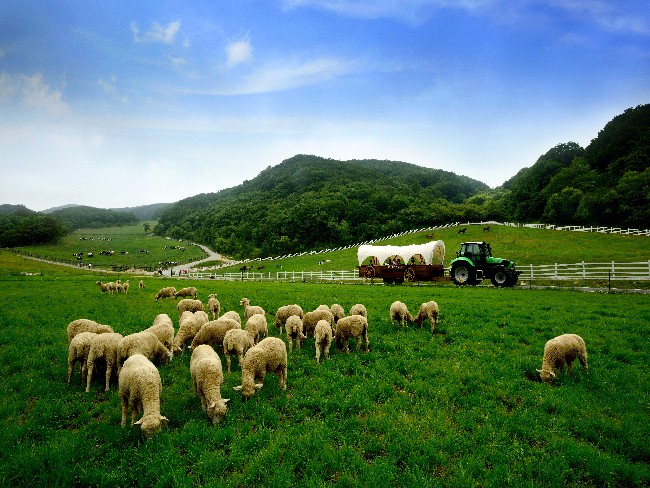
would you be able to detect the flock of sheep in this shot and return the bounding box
[67,284,588,439]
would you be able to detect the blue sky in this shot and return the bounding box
[1,0,648,211]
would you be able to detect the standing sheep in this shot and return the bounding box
[207,294,221,320]
[67,319,114,342]
[233,337,287,400]
[222,329,255,373]
[67,332,97,386]
[96,281,110,293]
[538,334,588,384]
[122,280,130,294]
[330,304,345,324]
[389,301,414,329]
[240,297,265,320]
[413,300,440,332]
[85,332,123,392]
[139,280,145,289]
[349,303,367,318]
[190,318,241,350]
[190,345,230,424]
[172,313,203,355]
[177,298,204,314]
[220,310,241,325]
[119,354,168,439]
[314,319,333,363]
[335,315,369,353]
[174,287,198,299]
[154,286,176,301]
[302,309,334,337]
[285,315,307,353]
[274,304,304,335]
[144,314,175,352]
[245,313,268,345]
[116,331,173,375]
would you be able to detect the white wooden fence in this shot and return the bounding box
[187,261,650,282]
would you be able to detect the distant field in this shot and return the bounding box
[0,251,648,486]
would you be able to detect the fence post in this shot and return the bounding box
[582,261,586,279]
[554,263,558,279]
[612,261,615,279]
[529,264,533,280]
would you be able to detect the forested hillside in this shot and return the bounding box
[49,205,138,229]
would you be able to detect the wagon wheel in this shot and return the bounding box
[364,266,376,278]
[404,268,416,282]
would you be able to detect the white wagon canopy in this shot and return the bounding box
[357,240,446,266]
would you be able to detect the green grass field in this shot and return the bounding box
[0,250,648,486]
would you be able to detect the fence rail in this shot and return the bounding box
[188,261,650,282]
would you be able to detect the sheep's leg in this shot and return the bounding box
[362,330,369,353]
[315,344,321,363]
[67,359,75,385]
[277,365,287,390]
[120,395,129,427]
[288,337,293,353]
[105,361,113,392]
[225,353,232,373]
[85,361,94,392]
[296,335,301,350]
[578,354,588,370]
[324,342,330,360]
[566,360,574,375]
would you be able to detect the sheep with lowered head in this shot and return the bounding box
[245,313,268,345]
[67,318,114,343]
[314,319,333,363]
[154,286,176,301]
[67,332,97,386]
[207,294,220,320]
[118,354,168,439]
[413,300,439,332]
[240,297,265,320]
[220,310,241,325]
[190,318,241,351]
[172,312,203,355]
[349,303,367,318]
[335,315,369,353]
[85,332,123,392]
[144,314,175,352]
[222,329,255,373]
[174,286,197,299]
[389,301,413,329]
[330,304,345,324]
[302,309,334,337]
[190,345,229,424]
[116,331,173,375]
[538,334,588,384]
[274,304,304,335]
[233,337,287,400]
[285,315,307,353]
[177,298,204,314]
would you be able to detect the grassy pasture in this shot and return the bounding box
[0,250,648,486]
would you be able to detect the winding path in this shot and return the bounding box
[171,244,232,274]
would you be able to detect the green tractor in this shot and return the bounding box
[450,242,520,287]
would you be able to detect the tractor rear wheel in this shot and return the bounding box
[451,263,476,286]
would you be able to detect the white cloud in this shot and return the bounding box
[131,20,182,44]
[19,73,68,114]
[98,76,128,103]
[226,36,253,67]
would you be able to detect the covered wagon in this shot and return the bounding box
[357,241,446,284]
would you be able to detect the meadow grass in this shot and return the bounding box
[0,250,648,486]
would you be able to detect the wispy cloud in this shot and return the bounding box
[98,76,128,103]
[547,0,650,35]
[226,35,253,68]
[131,20,183,44]
[1,73,69,114]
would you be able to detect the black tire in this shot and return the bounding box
[451,263,475,286]
[491,270,509,287]
[505,273,519,287]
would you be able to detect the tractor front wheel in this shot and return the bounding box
[491,270,509,287]
[451,263,476,286]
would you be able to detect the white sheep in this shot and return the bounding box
[96,281,110,293]
[302,309,334,337]
[177,298,205,314]
[174,286,197,299]
[314,319,333,363]
[538,334,588,384]
[335,315,369,353]
[154,286,176,301]
[389,301,414,329]
[233,337,287,400]
[245,313,268,345]
[190,318,241,350]
[122,280,130,294]
[116,331,173,375]
[144,314,175,352]
[330,304,345,324]
[240,297,266,320]
[274,304,304,334]
[139,280,145,289]
[108,281,118,294]
[285,315,307,353]
[413,300,439,332]
[222,329,255,373]
[85,332,123,392]
[207,294,221,320]
[67,331,97,385]
[190,345,230,424]
[67,318,114,342]
[118,354,168,439]
[172,313,203,355]
[220,310,241,325]
[349,303,367,318]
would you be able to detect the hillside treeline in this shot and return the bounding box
[155,104,649,259]
[49,206,138,230]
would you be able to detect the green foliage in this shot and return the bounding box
[0,213,67,247]
[50,205,138,229]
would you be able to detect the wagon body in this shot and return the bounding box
[357,241,447,284]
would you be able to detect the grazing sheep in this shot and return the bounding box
[144,314,175,352]
[274,304,304,334]
[285,315,307,353]
[302,309,334,337]
[240,297,266,320]
[122,280,130,294]
[190,318,241,350]
[413,301,440,332]
[107,281,118,294]
[223,329,255,373]
[96,281,110,293]
[207,294,221,320]
[314,320,333,363]
[67,319,114,343]
[116,331,173,375]
[335,315,369,353]
[85,332,123,392]
[233,337,287,400]
[177,298,204,314]
[390,301,414,329]
[190,345,229,424]
[174,287,197,299]
[538,334,588,384]
[220,310,241,325]
[118,354,168,439]
[245,313,268,345]
[330,304,345,324]
[154,286,176,301]
[349,303,367,318]
[67,332,97,385]
[172,313,203,355]
[139,280,145,289]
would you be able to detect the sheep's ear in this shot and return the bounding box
[160,416,168,425]
[223,398,230,403]
[233,385,243,391]
[133,418,143,426]
[254,383,263,389]
[536,369,542,373]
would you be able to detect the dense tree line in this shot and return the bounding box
[0,213,67,247]
[49,205,138,229]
